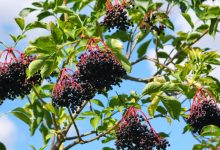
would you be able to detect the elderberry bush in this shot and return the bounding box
[52,72,95,112]
[115,114,170,150]
[0,56,41,103]
[77,49,127,93]
[187,99,220,134]
[101,5,133,32]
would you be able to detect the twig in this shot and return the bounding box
[32,86,46,104]
[64,123,119,150]
[123,74,155,83]
[65,131,96,140]
[67,108,84,142]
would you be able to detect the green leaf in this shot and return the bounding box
[160,96,181,120]
[15,17,25,30]
[137,40,151,58]
[19,8,36,17]
[39,124,50,144]
[92,99,105,107]
[10,34,17,42]
[11,108,31,125]
[43,103,57,114]
[148,95,160,117]
[142,82,163,95]
[157,51,169,58]
[28,60,44,77]
[90,117,101,129]
[182,13,194,28]
[200,125,220,136]
[81,111,97,116]
[25,22,48,31]
[0,142,6,150]
[30,36,56,52]
[40,60,57,78]
[209,18,219,36]
[106,39,123,53]
[54,6,73,14]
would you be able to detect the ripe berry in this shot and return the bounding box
[187,88,220,134]
[116,107,170,150]
[101,0,134,32]
[52,69,95,112]
[0,48,41,104]
[77,38,127,93]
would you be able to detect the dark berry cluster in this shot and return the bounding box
[77,38,127,93]
[101,0,134,32]
[141,13,166,35]
[52,69,95,112]
[187,88,220,134]
[0,48,41,104]
[115,107,170,150]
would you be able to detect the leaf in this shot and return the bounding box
[90,117,101,129]
[0,142,6,150]
[209,18,219,36]
[43,103,57,114]
[102,147,115,150]
[142,82,163,95]
[54,6,73,14]
[40,60,57,78]
[148,95,160,117]
[157,51,169,58]
[30,36,56,52]
[200,125,220,136]
[19,8,36,17]
[39,124,50,144]
[11,108,31,125]
[15,17,25,30]
[106,39,123,53]
[182,13,194,28]
[25,22,48,31]
[160,96,181,120]
[81,111,97,116]
[9,34,17,42]
[137,40,151,58]
[28,60,44,77]
[92,99,105,107]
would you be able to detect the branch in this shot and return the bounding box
[65,131,96,140]
[123,74,155,83]
[32,86,46,104]
[154,29,209,76]
[67,108,84,142]
[64,123,119,150]
[131,55,174,71]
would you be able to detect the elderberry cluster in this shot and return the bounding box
[116,114,170,150]
[187,99,220,134]
[52,72,95,112]
[101,5,133,32]
[0,56,41,103]
[77,49,127,93]
[141,13,166,35]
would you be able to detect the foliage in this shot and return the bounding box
[1,0,220,149]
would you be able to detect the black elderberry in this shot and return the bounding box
[52,69,95,112]
[115,107,170,150]
[0,48,42,104]
[187,88,220,134]
[77,39,126,93]
[101,0,134,32]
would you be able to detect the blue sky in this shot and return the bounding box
[1,0,220,150]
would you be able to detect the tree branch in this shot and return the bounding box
[123,74,155,83]
[65,131,96,140]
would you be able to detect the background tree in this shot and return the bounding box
[1,0,220,149]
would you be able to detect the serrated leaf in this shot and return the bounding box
[137,40,151,58]
[142,82,163,95]
[200,125,220,136]
[25,22,48,31]
[11,108,31,125]
[19,8,36,17]
[15,17,25,30]
[9,34,17,42]
[81,111,97,116]
[30,36,56,52]
[92,99,105,107]
[90,117,101,129]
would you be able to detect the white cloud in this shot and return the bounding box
[0,116,17,150]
